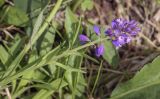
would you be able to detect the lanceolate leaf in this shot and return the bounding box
[111,56,160,99]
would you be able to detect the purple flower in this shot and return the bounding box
[105,18,140,48]
[79,34,90,44]
[93,25,105,57]
[112,40,122,48]
[79,25,105,57]
[79,34,90,42]
[93,25,100,35]
[95,44,105,57]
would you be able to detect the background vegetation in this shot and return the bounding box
[0,0,160,99]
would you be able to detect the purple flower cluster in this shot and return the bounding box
[105,18,140,48]
[79,18,140,57]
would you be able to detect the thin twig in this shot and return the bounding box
[146,19,160,32]
[91,61,103,95]
[139,32,160,51]
[93,1,104,24]
[5,88,11,99]
[131,52,160,71]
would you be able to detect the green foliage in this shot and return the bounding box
[0,0,159,99]
[65,7,78,45]
[72,0,94,12]
[0,1,96,98]
[64,7,87,98]
[156,0,160,4]
[0,0,4,7]
[33,78,68,99]
[90,26,119,67]
[0,6,29,26]
[102,40,119,67]
[14,0,49,13]
[111,56,160,99]
[81,0,94,11]
[0,45,10,65]
[100,28,119,67]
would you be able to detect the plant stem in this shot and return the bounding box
[91,60,103,95]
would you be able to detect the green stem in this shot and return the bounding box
[91,60,103,95]
[72,17,81,46]
[72,37,108,52]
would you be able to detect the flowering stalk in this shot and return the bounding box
[79,18,140,57]
[79,25,105,57]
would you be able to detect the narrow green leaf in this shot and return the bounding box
[12,83,55,99]
[10,35,25,57]
[32,78,68,99]
[65,71,73,89]
[52,61,85,73]
[0,45,10,65]
[31,9,44,43]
